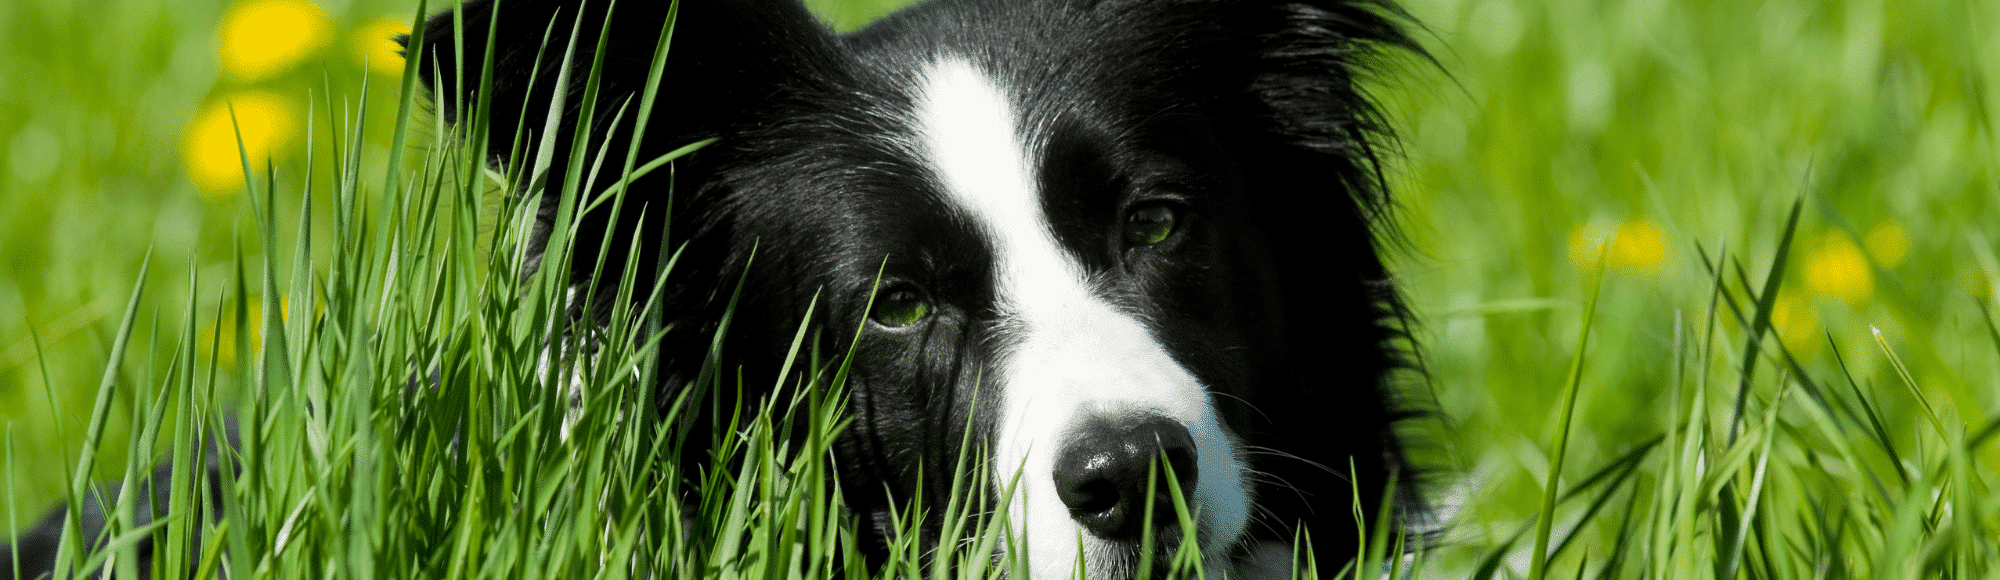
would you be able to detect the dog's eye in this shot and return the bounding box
[1123,203,1178,246]
[869,285,932,327]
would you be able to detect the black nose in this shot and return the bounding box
[1051,415,1199,540]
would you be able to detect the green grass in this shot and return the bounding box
[3,0,1998,577]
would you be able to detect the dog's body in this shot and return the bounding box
[3,0,1420,577]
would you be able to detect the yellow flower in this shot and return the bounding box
[183,91,299,196]
[218,0,333,81]
[199,297,302,365]
[1769,290,1820,356]
[198,299,260,366]
[1568,219,1669,274]
[1864,222,1909,268]
[355,18,413,77]
[1804,231,1872,306]
[1610,220,1668,272]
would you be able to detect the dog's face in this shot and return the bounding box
[726,56,1284,576]
[416,0,1416,576]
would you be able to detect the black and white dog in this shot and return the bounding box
[3,0,1421,577]
[410,0,1422,575]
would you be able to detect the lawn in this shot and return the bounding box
[2,0,1995,577]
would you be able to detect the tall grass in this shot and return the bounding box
[1,4,859,573]
[4,0,1998,578]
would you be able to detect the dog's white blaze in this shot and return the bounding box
[914,58,1250,579]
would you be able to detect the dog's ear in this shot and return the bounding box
[403,0,842,288]
[404,0,845,400]
[1081,0,1419,237]
[1240,0,1416,207]
[407,0,840,161]
[1136,0,1420,210]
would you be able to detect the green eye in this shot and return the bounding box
[1124,203,1178,246]
[870,286,932,327]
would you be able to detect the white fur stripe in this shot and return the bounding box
[912,58,1250,579]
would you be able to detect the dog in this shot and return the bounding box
[410,0,1423,575]
[3,0,1421,577]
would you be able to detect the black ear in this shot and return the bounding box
[1224,0,1419,206]
[405,0,847,407]
[1061,0,1419,240]
[410,0,840,160]
[406,0,843,285]
[1126,0,1419,209]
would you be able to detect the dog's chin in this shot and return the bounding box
[1001,511,1258,580]
[1018,534,1289,580]
[1075,525,1190,580]
[1091,531,1212,580]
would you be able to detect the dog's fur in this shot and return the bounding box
[411,0,1421,576]
[2,0,1421,577]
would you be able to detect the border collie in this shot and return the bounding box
[410,0,1421,575]
[3,0,1421,577]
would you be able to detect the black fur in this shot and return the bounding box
[409,0,1422,573]
[0,421,238,580]
[3,0,1422,576]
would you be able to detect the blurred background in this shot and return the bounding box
[2,0,1994,570]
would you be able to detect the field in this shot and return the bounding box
[2,0,1996,577]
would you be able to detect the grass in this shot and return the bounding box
[3,0,1997,577]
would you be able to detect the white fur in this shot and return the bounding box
[546,289,592,441]
[912,58,1251,579]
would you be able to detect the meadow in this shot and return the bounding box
[1,0,1995,577]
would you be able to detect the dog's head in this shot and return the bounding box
[413,0,1418,576]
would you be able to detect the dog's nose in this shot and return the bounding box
[1051,415,1199,540]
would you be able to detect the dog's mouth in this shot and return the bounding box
[959,510,1230,580]
[1075,525,1199,580]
